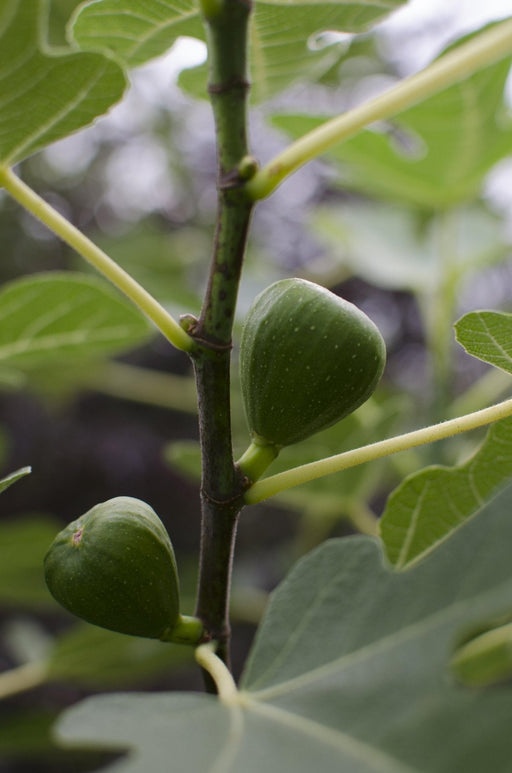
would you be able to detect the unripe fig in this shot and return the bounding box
[44,497,180,640]
[239,278,386,450]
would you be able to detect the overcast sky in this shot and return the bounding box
[385,0,512,30]
[377,0,512,71]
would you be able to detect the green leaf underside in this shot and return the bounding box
[272,41,512,208]
[455,310,512,374]
[59,485,512,772]
[0,466,31,494]
[0,0,126,166]
[0,272,151,368]
[380,416,512,570]
[72,0,407,103]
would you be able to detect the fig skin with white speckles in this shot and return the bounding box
[239,278,386,449]
[44,496,180,639]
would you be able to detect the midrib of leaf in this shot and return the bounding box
[239,695,418,773]
[0,286,42,323]
[0,325,139,361]
[478,313,512,369]
[445,80,480,186]
[0,283,135,355]
[393,475,485,571]
[395,480,430,568]
[4,59,110,165]
[73,2,202,63]
[250,15,270,102]
[110,7,200,62]
[130,8,199,60]
[209,705,244,773]
[13,297,87,339]
[246,574,512,702]
[467,467,486,508]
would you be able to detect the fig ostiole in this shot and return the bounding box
[238,278,386,481]
[44,496,203,645]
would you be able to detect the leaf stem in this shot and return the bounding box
[245,396,512,504]
[0,661,47,700]
[0,167,194,353]
[246,18,512,200]
[195,642,239,704]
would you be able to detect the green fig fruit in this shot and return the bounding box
[239,278,386,451]
[44,496,180,640]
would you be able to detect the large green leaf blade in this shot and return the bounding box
[72,0,407,102]
[379,416,512,570]
[0,272,151,369]
[58,485,512,771]
[273,28,512,207]
[0,0,126,165]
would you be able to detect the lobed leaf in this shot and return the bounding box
[57,484,512,771]
[72,0,407,102]
[455,310,512,374]
[379,416,512,569]
[0,272,152,369]
[0,0,126,165]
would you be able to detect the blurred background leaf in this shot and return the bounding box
[272,30,512,208]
